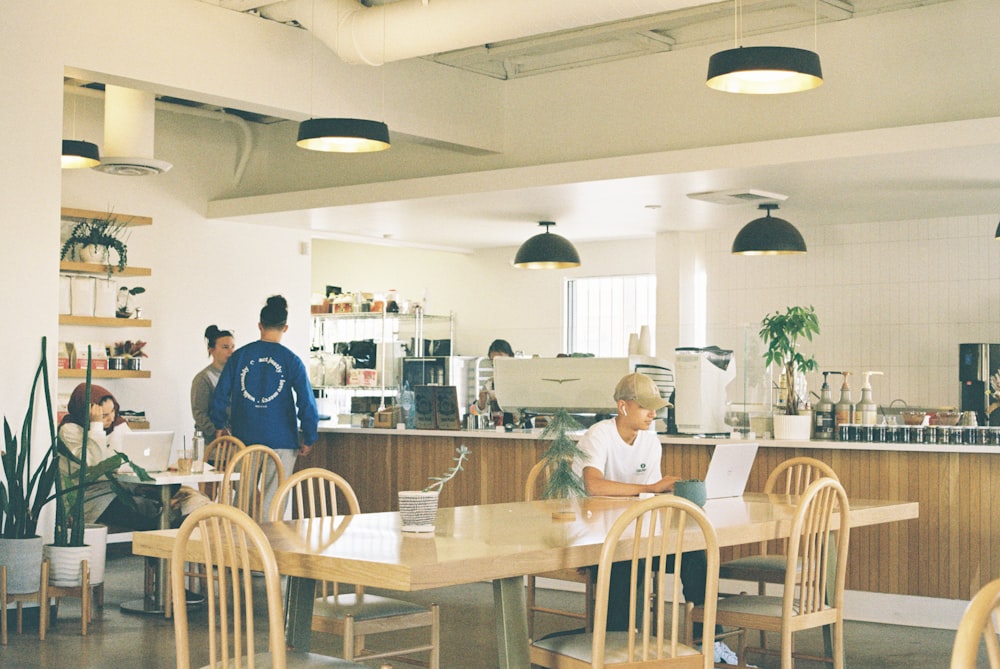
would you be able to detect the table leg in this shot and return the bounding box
[285,576,317,652]
[121,484,176,616]
[493,576,530,669]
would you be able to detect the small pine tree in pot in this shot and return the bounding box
[538,409,589,501]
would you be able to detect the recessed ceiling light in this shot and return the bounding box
[687,189,788,205]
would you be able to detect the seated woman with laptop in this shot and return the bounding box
[58,383,161,531]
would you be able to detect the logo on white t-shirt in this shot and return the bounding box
[636,463,647,474]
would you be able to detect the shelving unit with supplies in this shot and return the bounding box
[58,207,153,427]
[309,311,454,416]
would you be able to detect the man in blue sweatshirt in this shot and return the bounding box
[210,294,318,518]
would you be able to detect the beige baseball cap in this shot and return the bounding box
[613,372,671,411]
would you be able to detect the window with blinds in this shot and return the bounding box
[565,274,656,357]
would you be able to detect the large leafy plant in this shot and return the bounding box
[60,212,130,273]
[48,346,151,547]
[0,337,60,539]
[759,305,820,416]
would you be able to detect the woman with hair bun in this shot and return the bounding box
[210,295,318,516]
[190,324,236,440]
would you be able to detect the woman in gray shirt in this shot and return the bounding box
[190,324,235,439]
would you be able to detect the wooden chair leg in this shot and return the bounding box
[343,615,355,660]
[39,561,48,641]
[430,602,441,669]
[526,575,537,639]
[81,559,90,636]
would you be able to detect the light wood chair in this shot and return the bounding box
[269,468,440,669]
[950,577,1000,668]
[719,457,840,594]
[170,503,370,669]
[524,459,595,639]
[201,435,246,501]
[172,434,247,610]
[530,495,719,669]
[689,476,850,669]
[1,561,49,644]
[219,443,286,523]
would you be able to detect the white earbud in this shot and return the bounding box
[621,405,628,416]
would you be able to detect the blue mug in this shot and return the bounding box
[673,480,707,507]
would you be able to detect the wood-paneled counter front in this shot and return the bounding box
[313,425,998,601]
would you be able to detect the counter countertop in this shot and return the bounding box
[316,421,1000,454]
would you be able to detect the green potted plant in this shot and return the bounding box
[60,212,130,274]
[115,285,145,319]
[538,409,588,500]
[44,348,151,587]
[759,305,820,439]
[398,445,470,533]
[0,337,61,594]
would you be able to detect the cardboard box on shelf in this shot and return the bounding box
[374,406,402,429]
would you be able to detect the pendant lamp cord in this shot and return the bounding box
[308,0,316,119]
[732,0,741,49]
[381,3,387,123]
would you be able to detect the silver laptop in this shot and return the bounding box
[119,430,175,473]
[703,442,758,499]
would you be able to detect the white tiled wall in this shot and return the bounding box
[702,214,1000,410]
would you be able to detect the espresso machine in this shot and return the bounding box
[959,343,1000,426]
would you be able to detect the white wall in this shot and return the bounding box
[706,214,1000,409]
[311,237,657,358]
[314,215,1000,413]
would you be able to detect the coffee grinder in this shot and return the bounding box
[959,343,1000,426]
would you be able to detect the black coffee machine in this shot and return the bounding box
[959,343,1000,426]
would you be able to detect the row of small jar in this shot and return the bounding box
[838,423,1000,446]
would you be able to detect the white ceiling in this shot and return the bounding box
[187,0,999,252]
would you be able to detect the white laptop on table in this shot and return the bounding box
[119,430,175,473]
[703,442,758,499]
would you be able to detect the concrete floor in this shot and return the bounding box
[0,550,977,668]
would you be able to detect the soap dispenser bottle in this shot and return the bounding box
[813,371,837,440]
[834,372,854,436]
[857,371,883,425]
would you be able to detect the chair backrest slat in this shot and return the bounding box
[171,503,288,669]
[951,577,1000,668]
[782,477,850,619]
[590,495,719,668]
[220,444,286,523]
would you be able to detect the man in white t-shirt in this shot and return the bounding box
[574,372,740,665]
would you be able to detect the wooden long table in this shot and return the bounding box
[133,493,918,669]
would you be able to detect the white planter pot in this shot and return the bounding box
[773,413,813,441]
[78,244,108,264]
[84,524,108,585]
[397,490,440,533]
[43,544,91,587]
[0,535,44,594]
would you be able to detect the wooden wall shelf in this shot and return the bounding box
[59,261,151,277]
[61,207,152,227]
[58,369,151,379]
[59,315,152,327]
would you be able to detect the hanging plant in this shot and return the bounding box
[60,212,131,274]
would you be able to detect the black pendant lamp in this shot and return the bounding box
[513,221,581,269]
[297,118,390,153]
[61,139,101,169]
[731,203,807,255]
[707,46,822,94]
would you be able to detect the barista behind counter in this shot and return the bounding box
[470,339,521,429]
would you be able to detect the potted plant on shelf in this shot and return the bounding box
[59,212,130,275]
[0,337,61,595]
[112,339,147,370]
[44,348,152,587]
[115,286,145,319]
[398,445,470,533]
[759,305,820,440]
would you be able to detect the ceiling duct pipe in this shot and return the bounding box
[94,85,172,176]
[261,0,717,65]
